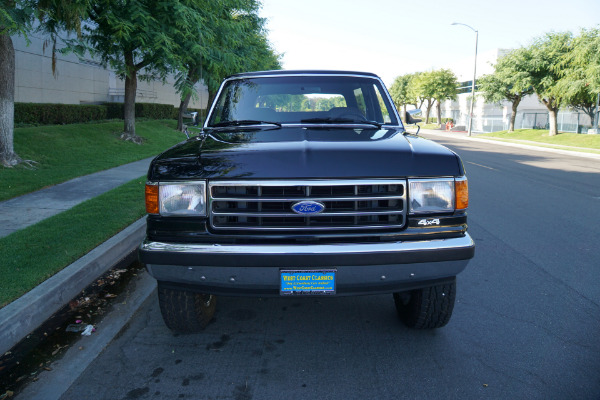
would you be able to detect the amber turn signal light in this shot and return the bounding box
[455,178,469,210]
[145,184,159,214]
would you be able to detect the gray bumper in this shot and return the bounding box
[140,234,474,296]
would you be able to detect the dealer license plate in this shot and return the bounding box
[280,269,337,295]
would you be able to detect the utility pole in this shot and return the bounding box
[452,22,478,137]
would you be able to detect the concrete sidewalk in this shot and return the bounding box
[0,156,155,356]
[0,157,154,238]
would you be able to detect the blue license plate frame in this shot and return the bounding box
[280,269,337,296]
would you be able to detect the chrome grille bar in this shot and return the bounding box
[209,179,407,231]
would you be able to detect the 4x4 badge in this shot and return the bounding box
[417,218,440,226]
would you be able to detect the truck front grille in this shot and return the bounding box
[209,180,406,231]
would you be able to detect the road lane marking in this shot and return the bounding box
[467,161,496,170]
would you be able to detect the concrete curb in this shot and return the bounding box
[419,130,600,160]
[0,218,147,356]
[17,272,157,400]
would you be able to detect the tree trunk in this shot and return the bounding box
[584,107,595,126]
[177,92,193,132]
[508,95,522,133]
[548,107,558,136]
[540,96,559,136]
[436,100,442,127]
[425,99,434,124]
[177,67,201,131]
[0,33,21,167]
[403,104,407,121]
[121,51,142,144]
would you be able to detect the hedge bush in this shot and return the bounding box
[15,103,107,125]
[103,102,176,120]
[13,102,204,126]
[104,102,124,120]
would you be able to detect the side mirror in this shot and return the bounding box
[190,112,199,126]
[404,109,422,135]
[405,109,422,125]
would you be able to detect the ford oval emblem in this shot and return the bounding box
[291,201,325,215]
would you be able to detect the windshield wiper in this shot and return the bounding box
[211,120,282,128]
[300,117,382,129]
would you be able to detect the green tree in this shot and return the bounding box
[523,31,573,136]
[431,69,458,126]
[570,27,600,94]
[555,71,596,125]
[1,0,88,167]
[478,48,534,132]
[407,72,425,110]
[0,2,27,167]
[176,2,280,130]
[556,27,600,127]
[174,0,252,131]
[413,71,438,124]
[413,70,455,124]
[81,0,203,142]
[389,73,417,118]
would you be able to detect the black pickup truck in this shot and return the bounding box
[139,70,474,332]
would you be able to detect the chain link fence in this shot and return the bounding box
[442,110,595,133]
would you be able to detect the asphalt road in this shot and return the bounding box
[56,135,600,400]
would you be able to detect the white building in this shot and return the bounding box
[12,33,208,109]
[440,49,592,133]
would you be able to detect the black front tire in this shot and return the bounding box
[393,278,456,329]
[157,283,217,333]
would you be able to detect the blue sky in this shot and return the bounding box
[259,0,600,85]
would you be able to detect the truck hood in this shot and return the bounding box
[148,126,464,181]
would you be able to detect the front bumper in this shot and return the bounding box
[140,234,474,296]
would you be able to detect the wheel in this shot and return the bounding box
[157,283,217,333]
[393,278,456,329]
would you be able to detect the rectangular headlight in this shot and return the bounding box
[159,182,207,216]
[409,178,454,214]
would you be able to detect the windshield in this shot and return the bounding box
[206,75,400,127]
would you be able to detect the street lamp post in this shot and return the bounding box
[452,22,478,137]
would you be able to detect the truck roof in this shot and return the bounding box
[228,70,380,79]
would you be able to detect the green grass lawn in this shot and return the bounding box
[0,119,185,201]
[0,176,147,307]
[479,129,600,151]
